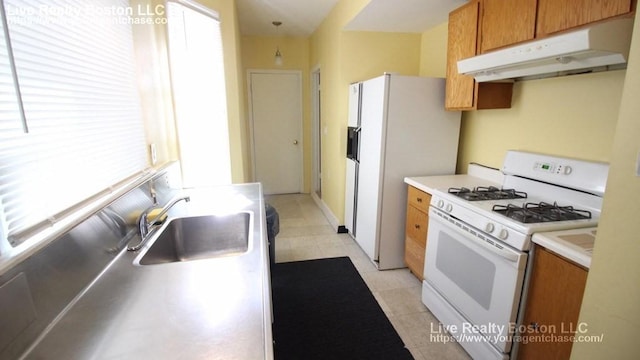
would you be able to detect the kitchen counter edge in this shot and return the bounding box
[21,183,274,360]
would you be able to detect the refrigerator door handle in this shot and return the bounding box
[347,127,356,159]
[347,126,361,161]
[355,127,361,163]
[352,161,359,236]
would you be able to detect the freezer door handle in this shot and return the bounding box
[347,126,360,160]
[354,127,361,162]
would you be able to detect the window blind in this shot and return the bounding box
[0,0,148,247]
[167,1,231,187]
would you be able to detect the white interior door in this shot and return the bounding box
[250,71,303,194]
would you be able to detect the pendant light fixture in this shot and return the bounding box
[272,21,283,66]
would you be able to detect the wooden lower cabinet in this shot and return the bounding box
[404,186,431,280]
[517,246,589,359]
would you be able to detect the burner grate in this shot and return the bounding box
[492,202,592,223]
[448,186,527,201]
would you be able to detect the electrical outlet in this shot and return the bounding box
[636,151,640,177]
[150,143,157,165]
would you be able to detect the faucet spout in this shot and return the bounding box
[128,195,191,251]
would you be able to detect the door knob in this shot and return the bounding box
[293,140,298,145]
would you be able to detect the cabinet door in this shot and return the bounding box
[480,0,537,53]
[445,0,479,110]
[404,204,428,279]
[518,247,588,359]
[537,0,633,36]
[445,0,514,111]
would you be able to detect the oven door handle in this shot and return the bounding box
[469,233,519,262]
[431,210,520,263]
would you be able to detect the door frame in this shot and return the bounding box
[311,65,321,198]
[246,69,304,193]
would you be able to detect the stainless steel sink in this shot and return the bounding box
[137,213,251,265]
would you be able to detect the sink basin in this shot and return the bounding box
[137,212,251,265]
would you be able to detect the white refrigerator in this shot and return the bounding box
[344,74,461,270]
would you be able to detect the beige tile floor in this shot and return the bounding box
[266,193,471,360]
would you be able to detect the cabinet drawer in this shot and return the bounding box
[406,204,428,245]
[405,236,425,280]
[407,186,431,213]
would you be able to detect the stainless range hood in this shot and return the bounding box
[458,18,634,82]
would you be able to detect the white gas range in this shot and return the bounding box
[412,151,608,360]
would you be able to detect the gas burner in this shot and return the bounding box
[492,202,592,223]
[448,186,527,201]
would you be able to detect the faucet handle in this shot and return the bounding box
[150,187,158,205]
[128,195,190,252]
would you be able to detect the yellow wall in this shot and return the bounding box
[341,31,422,81]
[458,71,624,170]
[571,10,640,359]
[309,0,370,221]
[240,35,312,191]
[309,0,422,222]
[419,22,448,78]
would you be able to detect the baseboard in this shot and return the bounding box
[310,192,341,233]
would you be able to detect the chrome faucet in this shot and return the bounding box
[127,195,191,251]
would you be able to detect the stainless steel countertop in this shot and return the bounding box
[22,183,273,360]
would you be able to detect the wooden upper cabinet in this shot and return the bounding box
[537,0,634,37]
[445,0,513,111]
[445,0,479,110]
[480,0,537,53]
[445,0,634,110]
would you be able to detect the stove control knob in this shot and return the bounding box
[485,223,495,233]
[498,229,509,240]
[437,200,445,209]
[445,204,453,213]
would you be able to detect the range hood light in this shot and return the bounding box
[458,18,633,82]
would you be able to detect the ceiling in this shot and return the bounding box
[236,0,467,37]
[236,0,340,37]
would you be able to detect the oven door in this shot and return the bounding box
[424,207,527,353]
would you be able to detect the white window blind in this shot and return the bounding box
[0,0,148,247]
[167,1,231,187]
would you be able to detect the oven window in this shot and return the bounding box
[435,232,496,310]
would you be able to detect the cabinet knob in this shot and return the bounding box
[414,224,420,229]
[417,197,423,203]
